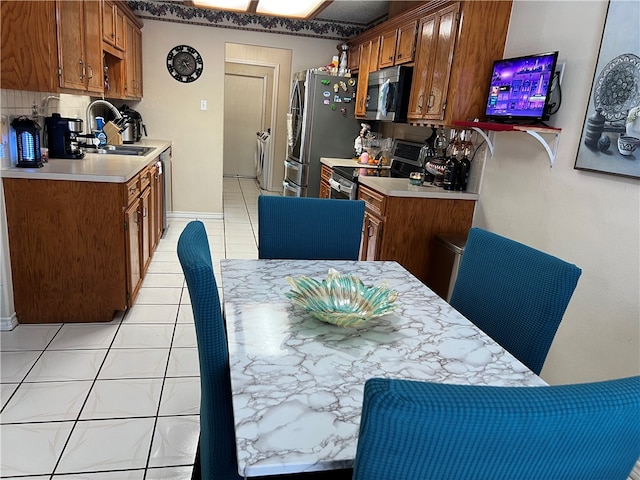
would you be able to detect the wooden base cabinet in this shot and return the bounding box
[3,162,162,323]
[358,184,475,285]
[320,165,331,199]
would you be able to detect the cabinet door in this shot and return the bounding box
[134,27,143,97]
[361,212,383,261]
[140,186,151,273]
[102,0,116,45]
[423,3,459,120]
[124,18,142,99]
[56,0,86,91]
[407,13,437,120]
[378,30,397,69]
[125,198,142,305]
[0,0,58,92]
[395,20,417,65]
[84,0,104,94]
[115,6,126,50]
[354,41,373,117]
[348,44,360,72]
[319,180,330,199]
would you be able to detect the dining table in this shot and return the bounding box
[220,259,547,478]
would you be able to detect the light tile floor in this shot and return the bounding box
[1,178,269,479]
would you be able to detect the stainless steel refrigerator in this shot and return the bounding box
[284,70,360,197]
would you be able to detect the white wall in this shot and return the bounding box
[476,0,640,384]
[139,20,340,215]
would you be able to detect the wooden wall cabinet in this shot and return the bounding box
[56,0,104,94]
[407,1,512,124]
[3,158,163,323]
[124,17,143,99]
[358,184,475,285]
[354,38,379,118]
[0,1,58,92]
[378,20,417,69]
[102,0,126,50]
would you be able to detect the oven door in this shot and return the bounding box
[329,176,357,200]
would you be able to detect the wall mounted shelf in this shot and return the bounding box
[453,121,562,168]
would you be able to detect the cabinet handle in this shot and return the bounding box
[417,93,424,109]
[397,53,403,59]
[87,64,94,80]
[79,60,85,80]
[367,225,373,238]
[427,93,435,110]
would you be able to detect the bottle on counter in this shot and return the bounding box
[442,130,461,191]
[94,116,107,147]
[456,130,474,191]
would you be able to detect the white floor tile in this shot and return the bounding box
[80,378,163,419]
[1,350,43,382]
[47,324,120,350]
[166,348,200,377]
[145,466,193,479]
[176,305,194,324]
[172,323,197,348]
[1,421,75,476]
[0,324,62,351]
[151,251,180,263]
[135,287,183,305]
[1,382,19,408]
[112,324,175,349]
[180,288,191,305]
[142,273,184,288]
[98,348,170,380]
[158,377,200,416]
[56,418,156,473]
[148,415,200,468]
[146,261,185,274]
[1,381,93,423]
[53,470,145,479]
[24,350,107,382]
[123,304,180,324]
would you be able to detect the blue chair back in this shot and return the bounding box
[258,195,365,260]
[449,227,581,374]
[177,221,241,480]
[353,377,640,480]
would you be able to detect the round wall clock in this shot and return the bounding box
[166,45,204,83]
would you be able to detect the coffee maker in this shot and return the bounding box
[45,113,84,159]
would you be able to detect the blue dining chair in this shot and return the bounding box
[353,377,640,480]
[177,221,242,480]
[258,195,365,260]
[449,227,582,374]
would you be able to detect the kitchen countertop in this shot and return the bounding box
[359,177,479,200]
[320,157,391,169]
[1,139,172,183]
[321,157,478,200]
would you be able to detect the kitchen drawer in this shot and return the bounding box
[358,185,386,217]
[125,174,141,206]
[139,166,151,191]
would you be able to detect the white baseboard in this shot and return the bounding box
[168,211,223,220]
[0,312,18,331]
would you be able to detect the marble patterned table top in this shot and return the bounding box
[220,259,546,477]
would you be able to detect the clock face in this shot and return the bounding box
[167,45,204,83]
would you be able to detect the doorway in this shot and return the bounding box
[223,71,267,178]
[224,43,292,192]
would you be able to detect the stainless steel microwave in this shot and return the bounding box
[365,65,413,122]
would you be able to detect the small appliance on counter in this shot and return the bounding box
[10,116,44,168]
[119,105,147,144]
[45,113,84,159]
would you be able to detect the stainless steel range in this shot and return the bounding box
[329,139,425,200]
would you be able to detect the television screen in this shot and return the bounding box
[485,51,559,123]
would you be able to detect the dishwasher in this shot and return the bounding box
[428,234,467,302]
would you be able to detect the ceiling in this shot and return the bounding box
[314,1,390,26]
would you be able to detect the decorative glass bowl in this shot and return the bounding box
[285,269,398,327]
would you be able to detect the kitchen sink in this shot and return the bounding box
[84,145,154,156]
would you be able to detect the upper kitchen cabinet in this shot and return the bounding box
[1,1,58,92]
[124,16,143,99]
[56,0,104,94]
[102,0,126,50]
[378,20,417,69]
[354,38,379,118]
[407,1,512,124]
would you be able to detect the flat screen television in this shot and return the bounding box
[485,51,559,123]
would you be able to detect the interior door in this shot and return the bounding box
[223,73,265,178]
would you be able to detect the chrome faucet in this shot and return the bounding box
[86,99,122,133]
